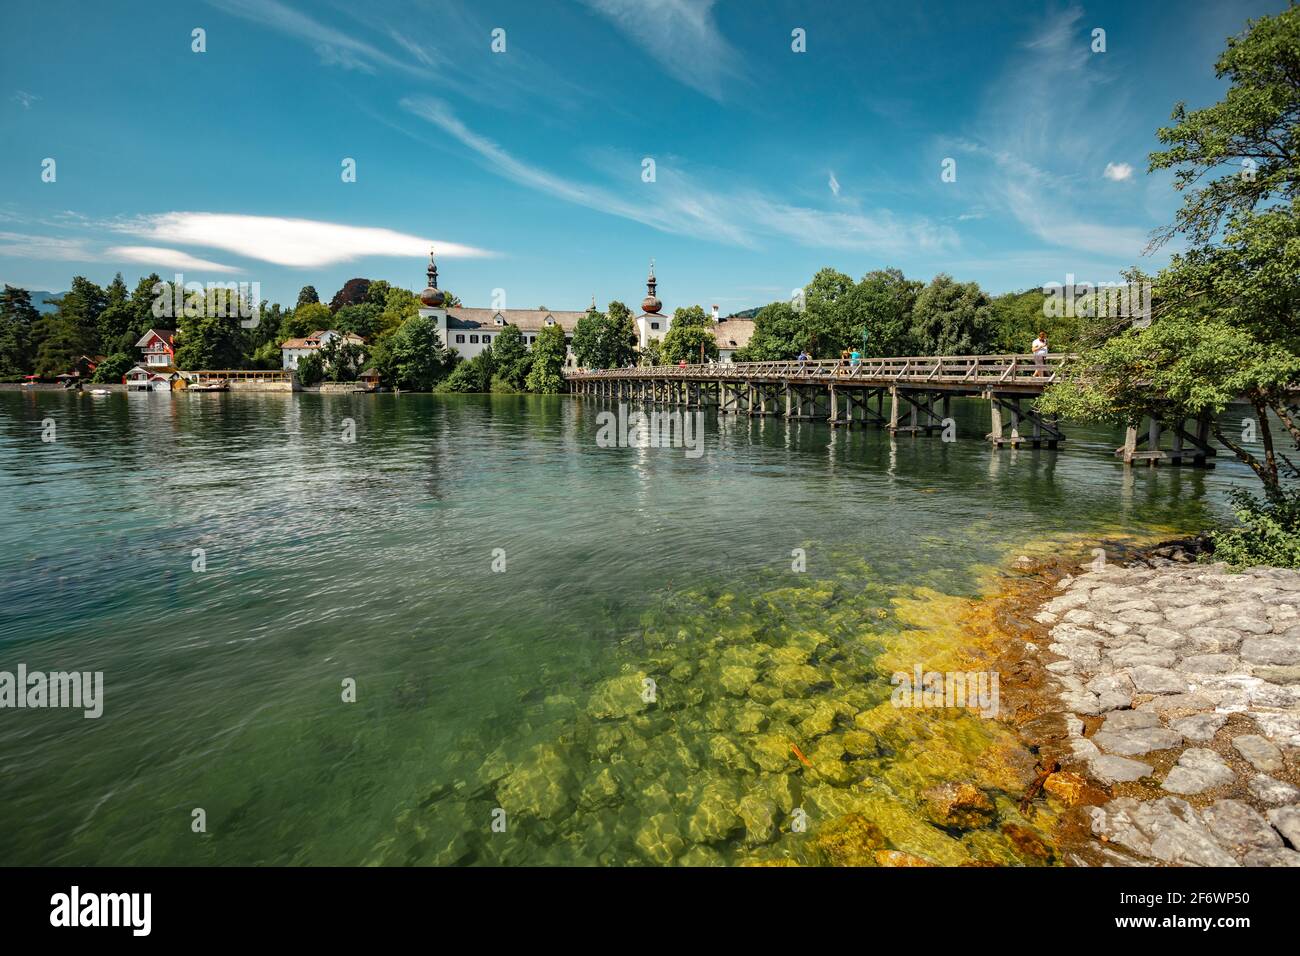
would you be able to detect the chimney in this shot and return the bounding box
[711,304,719,322]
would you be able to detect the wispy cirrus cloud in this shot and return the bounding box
[205,0,435,77]
[112,212,494,268]
[960,6,1151,261]
[107,246,239,273]
[403,96,956,256]
[579,0,743,101]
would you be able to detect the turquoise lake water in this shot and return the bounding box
[0,390,1266,865]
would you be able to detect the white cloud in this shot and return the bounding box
[0,232,94,261]
[579,0,742,100]
[403,97,957,256]
[114,213,494,268]
[107,246,240,273]
[828,172,841,197]
[1103,161,1134,182]
[12,90,39,110]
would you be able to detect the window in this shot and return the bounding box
[481,334,491,343]
[651,322,660,330]
[545,317,554,325]
[455,334,465,343]
[529,336,536,344]
[469,335,479,343]
[494,315,505,326]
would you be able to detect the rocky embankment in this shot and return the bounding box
[1029,555,1300,866]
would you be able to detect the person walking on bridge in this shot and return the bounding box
[1031,330,1049,377]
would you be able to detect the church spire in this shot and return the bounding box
[420,247,445,308]
[641,258,662,314]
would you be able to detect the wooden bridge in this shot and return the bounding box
[565,354,1218,466]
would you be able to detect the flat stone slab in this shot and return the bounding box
[1171,713,1228,743]
[1129,664,1190,695]
[1233,734,1285,774]
[1162,748,1236,795]
[1200,799,1282,850]
[1090,754,1153,784]
[1241,635,1300,666]
[1267,806,1300,849]
[1088,797,1237,867]
[1249,775,1300,806]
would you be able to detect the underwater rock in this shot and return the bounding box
[798,700,843,739]
[808,736,859,786]
[677,845,725,867]
[875,849,934,867]
[1042,770,1108,807]
[687,787,744,844]
[737,793,780,845]
[579,767,621,810]
[810,813,886,866]
[635,812,686,864]
[999,822,1055,864]
[757,772,801,814]
[495,743,578,821]
[769,663,821,696]
[749,733,796,773]
[923,782,997,830]
[476,748,512,787]
[708,734,756,774]
[719,665,758,697]
[840,729,879,757]
[734,704,769,734]
[586,671,653,720]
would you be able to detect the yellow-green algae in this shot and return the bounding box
[363,537,1167,866]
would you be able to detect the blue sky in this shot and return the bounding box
[0,0,1284,313]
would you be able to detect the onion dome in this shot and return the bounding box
[641,258,662,314]
[420,248,445,307]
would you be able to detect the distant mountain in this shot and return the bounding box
[727,306,763,319]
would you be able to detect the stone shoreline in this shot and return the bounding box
[1015,548,1300,866]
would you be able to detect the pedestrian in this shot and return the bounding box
[1031,330,1049,377]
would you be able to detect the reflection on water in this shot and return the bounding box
[0,390,1260,864]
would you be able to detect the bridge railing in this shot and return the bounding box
[565,353,1075,386]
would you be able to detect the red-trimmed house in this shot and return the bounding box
[126,329,180,391]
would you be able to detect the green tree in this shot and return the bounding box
[296,285,320,308]
[318,337,367,382]
[910,274,996,355]
[525,323,567,393]
[375,313,452,390]
[492,323,528,387]
[440,347,496,392]
[845,268,922,357]
[738,300,807,360]
[296,351,325,386]
[96,273,134,350]
[661,323,719,364]
[90,352,135,384]
[283,302,332,339]
[0,285,40,378]
[173,288,245,370]
[334,302,382,339]
[1042,5,1300,498]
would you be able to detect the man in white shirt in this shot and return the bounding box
[1031,331,1048,377]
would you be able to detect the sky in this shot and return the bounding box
[0,0,1286,314]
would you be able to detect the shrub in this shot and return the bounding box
[1208,490,1300,569]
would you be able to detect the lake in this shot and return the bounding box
[0,389,1262,865]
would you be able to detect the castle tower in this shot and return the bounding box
[635,259,669,351]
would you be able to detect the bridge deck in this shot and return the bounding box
[564,354,1073,394]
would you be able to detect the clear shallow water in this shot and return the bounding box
[0,390,1263,865]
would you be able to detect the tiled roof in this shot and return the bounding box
[712,318,755,350]
[446,308,585,332]
[136,329,175,348]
